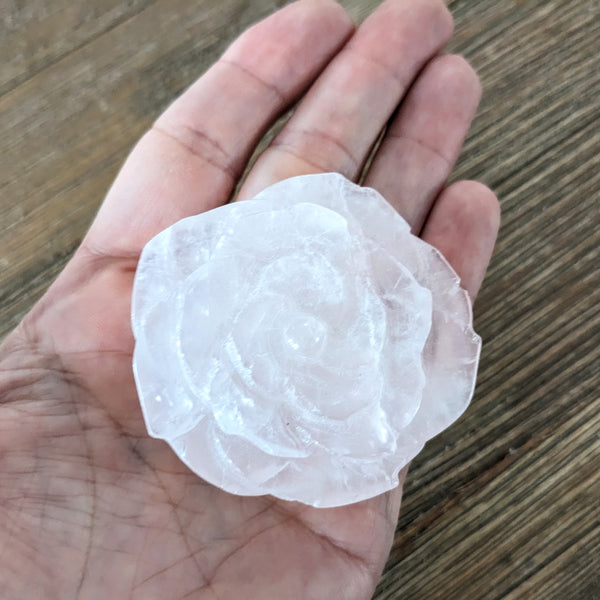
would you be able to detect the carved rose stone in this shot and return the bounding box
[132,173,481,507]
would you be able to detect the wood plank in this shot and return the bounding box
[0,0,158,96]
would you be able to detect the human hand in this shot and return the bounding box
[0,1,500,598]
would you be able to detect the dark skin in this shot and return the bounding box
[0,1,500,598]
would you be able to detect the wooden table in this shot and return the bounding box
[1,1,598,598]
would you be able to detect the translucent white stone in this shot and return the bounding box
[132,173,481,507]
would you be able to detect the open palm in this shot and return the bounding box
[0,1,499,598]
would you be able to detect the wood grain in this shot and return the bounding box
[1,1,598,599]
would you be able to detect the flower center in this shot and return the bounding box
[282,314,327,358]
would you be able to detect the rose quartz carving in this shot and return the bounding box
[132,173,481,507]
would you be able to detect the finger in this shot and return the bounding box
[364,54,482,234]
[85,0,354,257]
[238,0,454,200]
[420,180,501,300]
